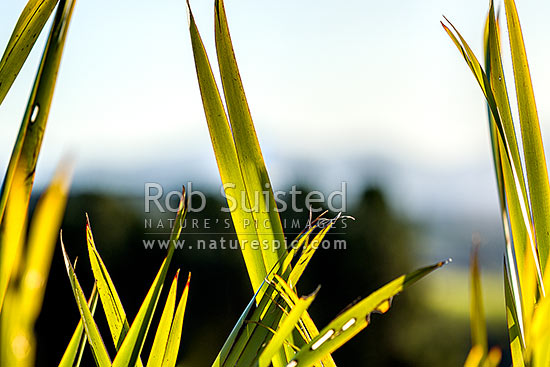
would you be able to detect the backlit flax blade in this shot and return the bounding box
[58,283,99,367]
[0,0,77,225]
[442,16,545,300]
[61,242,112,367]
[0,0,59,105]
[187,2,270,295]
[503,0,550,275]
[288,260,448,367]
[214,0,287,270]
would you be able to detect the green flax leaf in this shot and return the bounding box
[288,260,448,367]
[61,242,111,367]
[0,0,59,105]
[0,0,77,224]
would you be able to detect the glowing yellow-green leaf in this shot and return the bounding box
[484,1,525,197]
[86,218,145,366]
[3,163,72,366]
[504,261,526,367]
[442,14,545,301]
[0,162,71,366]
[213,274,305,367]
[61,242,111,367]
[18,163,72,335]
[484,2,529,287]
[214,0,286,271]
[89,188,185,367]
[530,297,550,367]
[0,182,27,312]
[111,256,168,367]
[221,282,287,367]
[289,223,333,287]
[277,218,337,367]
[162,272,190,367]
[0,0,59,105]
[58,283,99,367]
[147,271,179,367]
[470,246,487,354]
[259,290,317,367]
[210,219,338,367]
[111,187,185,367]
[480,3,537,341]
[87,219,129,346]
[288,260,448,367]
[503,0,550,274]
[187,2,268,294]
[0,0,77,225]
[464,345,484,367]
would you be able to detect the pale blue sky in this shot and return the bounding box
[0,0,549,216]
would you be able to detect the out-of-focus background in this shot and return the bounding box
[1,0,550,365]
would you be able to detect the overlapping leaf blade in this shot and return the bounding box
[187,3,269,294]
[86,219,144,366]
[61,243,111,367]
[212,245,445,367]
[86,220,131,349]
[60,189,187,367]
[442,12,545,317]
[530,297,550,367]
[443,6,550,365]
[221,282,287,367]
[504,261,526,366]
[111,257,168,367]
[187,3,337,363]
[110,190,187,367]
[289,224,333,287]
[503,0,550,274]
[188,2,446,366]
[162,273,190,366]
[211,282,262,367]
[445,2,550,363]
[484,3,530,302]
[147,271,179,367]
[211,271,309,367]
[485,2,524,184]
[210,219,338,367]
[258,290,317,367]
[59,283,99,367]
[484,4,542,340]
[214,0,286,270]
